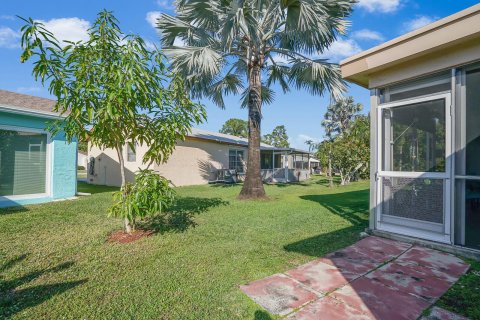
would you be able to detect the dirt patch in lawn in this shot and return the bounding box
[107,230,154,244]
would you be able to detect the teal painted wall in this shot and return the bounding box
[0,111,77,207]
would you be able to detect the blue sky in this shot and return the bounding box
[0,0,478,149]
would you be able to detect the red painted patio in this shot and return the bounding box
[240,236,469,319]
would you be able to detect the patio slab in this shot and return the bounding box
[420,306,469,320]
[239,273,319,316]
[331,277,431,320]
[365,262,453,302]
[396,246,470,278]
[288,296,373,320]
[240,236,470,319]
[285,259,360,294]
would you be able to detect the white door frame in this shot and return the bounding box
[376,92,452,243]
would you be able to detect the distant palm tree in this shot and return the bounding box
[158,0,355,199]
[321,96,363,186]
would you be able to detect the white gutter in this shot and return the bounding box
[0,104,65,120]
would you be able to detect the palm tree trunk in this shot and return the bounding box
[239,64,266,199]
[328,149,333,187]
[116,144,133,233]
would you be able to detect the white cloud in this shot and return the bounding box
[0,26,20,49]
[156,0,174,9]
[352,29,384,41]
[319,38,362,62]
[38,17,90,43]
[403,15,437,32]
[357,0,401,13]
[293,134,321,149]
[146,11,162,28]
[16,86,42,94]
[0,15,15,20]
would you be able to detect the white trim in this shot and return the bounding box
[378,171,447,179]
[0,104,64,120]
[0,124,52,201]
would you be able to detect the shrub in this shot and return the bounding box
[109,169,176,232]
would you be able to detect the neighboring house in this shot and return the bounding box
[77,151,88,169]
[87,128,312,187]
[340,4,480,254]
[0,90,77,208]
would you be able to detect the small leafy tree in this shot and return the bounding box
[219,118,248,138]
[263,125,289,148]
[321,96,363,186]
[158,0,355,199]
[330,115,370,185]
[109,169,176,230]
[19,11,206,233]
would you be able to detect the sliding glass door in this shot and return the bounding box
[0,128,48,197]
[455,66,480,250]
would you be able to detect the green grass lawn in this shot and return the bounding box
[0,177,366,319]
[435,259,480,319]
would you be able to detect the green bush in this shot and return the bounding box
[109,169,176,231]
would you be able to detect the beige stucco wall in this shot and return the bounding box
[87,138,248,187]
[87,142,150,187]
[154,139,247,186]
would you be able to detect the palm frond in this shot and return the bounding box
[289,57,346,99]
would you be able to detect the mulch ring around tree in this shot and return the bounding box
[107,229,154,244]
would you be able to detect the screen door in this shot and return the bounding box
[376,93,452,243]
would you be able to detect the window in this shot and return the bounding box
[380,72,451,103]
[229,149,245,172]
[382,99,446,172]
[0,129,47,196]
[127,143,136,162]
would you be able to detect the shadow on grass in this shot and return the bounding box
[254,310,274,319]
[284,189,369,257]
[0,256,87,319]
[77,181,119,194]
[140,196,229,234]
[0,205,29,216]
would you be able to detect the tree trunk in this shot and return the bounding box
[116,144,133,233]
[328,149,333,187]
[239,64,266,199]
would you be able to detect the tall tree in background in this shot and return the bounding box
[330,115,370,185]
[263,125,289,148]
[158,0,355,199]
[305,139,317,153]
[321,96,363,186]
[19,11,205,233]
[219,118,248,138]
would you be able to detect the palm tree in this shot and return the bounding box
[321,96,363,186]
[158,0,355,199]
[321,96,363,138]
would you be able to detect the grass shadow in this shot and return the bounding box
[284,189,369,257]
[77,181,119,194]
[140,196,229,234]
[0,256,87,319]
[0,205,29,216]
[254,310,274,319]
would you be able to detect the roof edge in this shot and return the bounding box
[340,4,480,66]
[0,104,65,120]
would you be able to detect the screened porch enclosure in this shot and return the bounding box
[260,150,310,183]
[375,64,480,250]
